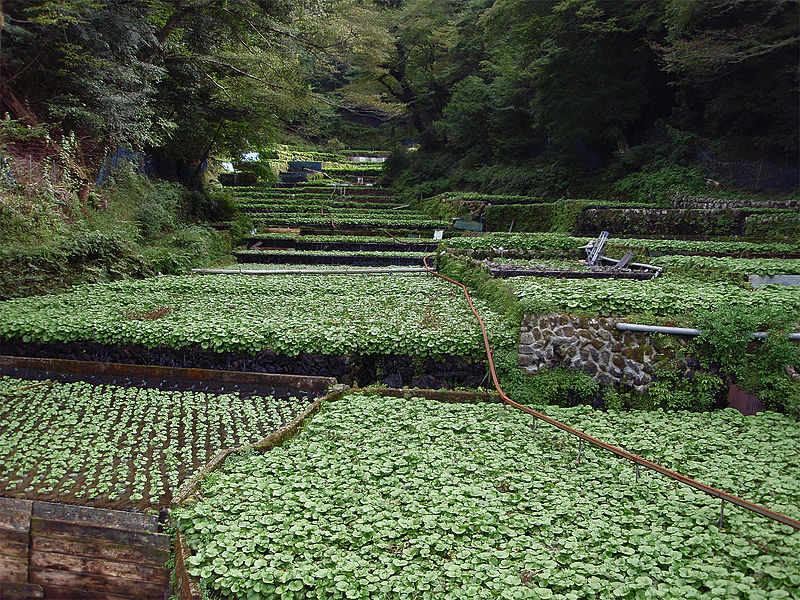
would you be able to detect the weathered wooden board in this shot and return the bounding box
[173,532,202,600]
[0,582,44,600]
[30,550,169,583]
[30,569,167,598]
[30,519,170,551]
[0,355,336,395]
[0,498,33,532]
[32,502,157,533]
[38,587,132,600]
[32,536,167,567]
[0,529,29,557]
[0,498,33,585]
[0,553,29,583]
[0,498,169,599]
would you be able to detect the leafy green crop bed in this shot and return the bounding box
[248,233,439,244]
[216,263,426,271]
[511,276,800,318]
[176,394,800,599]
[445,233,591,252]
[239,201,402,211]
[444,233,800,256]
[235,249,427,258]
[248,214,448,228]
[489,258,593,272]
[650,255,800,276]
[0,274,511,356]
[0,376,311,509]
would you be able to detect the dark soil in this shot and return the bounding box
[0,339,488,389]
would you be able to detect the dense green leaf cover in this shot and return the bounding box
[445,233,591,252]
[244,234,438,244]
[614,239,800,255]
[0,274,510,356]
[444,234,800,255]
[235,249,426,258]
[224,264,427,272]
[511,277,800,318]
[176,394,800,599]
[489,258,592,272]
[230,186,447,229]
[0,377,309,508]
[650,256,800,276]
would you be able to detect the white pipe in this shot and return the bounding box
[616,322,800,340]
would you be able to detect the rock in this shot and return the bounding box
[409,374,444,389]
[383,374,403,388]
[520,332,534,345]
[598,375,614,386]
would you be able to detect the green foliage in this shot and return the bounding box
[744,214,800,241]
[693,305,800,417]
[482,201,588,234]
[235,161,278,184]
[0,376,310,508]
[517,365,600,408]
[611,163,707,205]
[0,273,513,358]
[512,277,800,321]
[444,233,592,252]
[650,256,800,278]
[175,393,800,599]
[658,0,799,159]
[645,370,725,412]
[379,146,412,186]
[230,185,448,230]
[0,164,230,299]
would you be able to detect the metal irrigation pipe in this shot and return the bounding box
[616,322,800,341]
[421,254,800,531]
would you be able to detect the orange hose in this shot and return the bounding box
[422,255,800,530]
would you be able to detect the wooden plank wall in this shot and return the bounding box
[0,498,170,600]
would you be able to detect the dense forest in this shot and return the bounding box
[1,0,798,296]
[2,0,797,187]
[378,0,799,200]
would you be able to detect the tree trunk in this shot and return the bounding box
[0,81,40,126]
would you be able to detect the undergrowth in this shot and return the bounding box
[0,160,233,299]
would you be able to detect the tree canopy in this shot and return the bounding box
[1,0,392,162]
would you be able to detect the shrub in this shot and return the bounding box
[693,304,800,417]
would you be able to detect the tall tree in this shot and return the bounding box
[658,0,799,161]
[482,0,668,153]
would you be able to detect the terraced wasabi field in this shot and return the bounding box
[175,393,800,600]
[2,182,799,599]
[234,186,449,231]
[0,273,511,357]
[0,377,313,509]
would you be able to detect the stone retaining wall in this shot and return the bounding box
[518,313,661,390]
